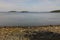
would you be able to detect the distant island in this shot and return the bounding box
[51,10,60,13]
[20,11,29,13]
[9,11,29,13]
[9,11,17,12]
[8,10,60,13]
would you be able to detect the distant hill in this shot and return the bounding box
[51,10,60,13]
[9,11,16,12]
[20,11,29,13]
[8,11,29,13]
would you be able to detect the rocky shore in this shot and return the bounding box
[0,25,60,40]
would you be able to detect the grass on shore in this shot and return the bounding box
[0,25,60,40]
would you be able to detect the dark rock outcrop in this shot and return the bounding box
[24,31,60,40]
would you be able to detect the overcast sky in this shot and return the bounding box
[0,0,60,12]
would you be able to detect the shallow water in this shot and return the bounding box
[0,12,60,26]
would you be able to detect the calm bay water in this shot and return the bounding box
[0,12,60,26]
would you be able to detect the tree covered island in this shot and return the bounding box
[51,10,60,13]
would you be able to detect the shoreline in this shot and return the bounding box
[0,25,60,40]
[0,25,60,33]
[0,25,60,27]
